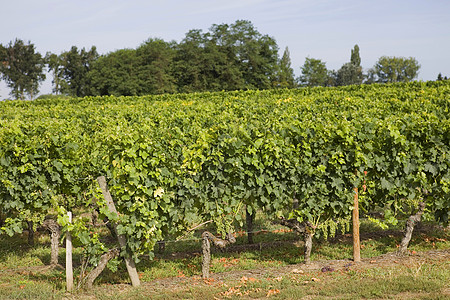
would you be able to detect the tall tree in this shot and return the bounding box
[336,63,362,86]
[371,56,420,83]
[298,57,328,87]
[0,39,46,100]
[88,49,142,96]
[45,52,66,95]
[336,44,363,86]
[205,24,245,91]
[208,20,279,90]
[136,38,177,95]
[174,29,243,92]
[228,20,279,89]
[174,29,208,92]
[60,46,98,97]
[277,47,296,88]
[175,20,281,93]
[350,44,361,67]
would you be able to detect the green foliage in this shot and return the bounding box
[135,38,177,94]
[350,44,361,67]
[276,47,296,88]
[0,81,449,284]
[336,62,363,86]
[336,45,363,86]
[87,49,143,96]
[370,56,421,83]
[59,45,99,97]
[174,20,279,92]
[44,52,67,95]
[0,39,46,100]
[88,39,178,97]
[298,57,329,87]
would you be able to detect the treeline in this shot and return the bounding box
[0,19,443,100]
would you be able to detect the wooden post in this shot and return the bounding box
[97,176,141,287]
[201,233,211,279]
[66,211,74,292]
[352,187,361,262]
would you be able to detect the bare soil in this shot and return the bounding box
[139,248,450,294]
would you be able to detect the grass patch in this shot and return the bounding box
[85,259,450,300]
[0,217,448,299]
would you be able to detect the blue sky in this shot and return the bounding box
[1,0,449,99]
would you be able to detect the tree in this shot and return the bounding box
[437,73,448,81]
[203,24,245,91]
[174,20,279,93]
[207,20,279,90]
[173,29,208,92]
[227,20,279,89]
[88,39,177,96]
[336,45,363,86]
[60,46,98,97]
[0,39,46,100]
[88,49,143,96]
[326,69,337,87]
[350,44,361,66]
[371,56,420,83]
[336,63,363,86]
[298,57,328,87]
[45,52,66,95]
[174,29,243,92]
[136,38,177,95]
[277,47,296,88]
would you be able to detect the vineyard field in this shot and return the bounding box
[0,81,449,291]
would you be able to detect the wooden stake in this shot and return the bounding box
[201,233,211,279]
[353,187,361,262]
[97,176,141,287]
[66,211,73,292]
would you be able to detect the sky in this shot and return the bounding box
[1,0,449,100]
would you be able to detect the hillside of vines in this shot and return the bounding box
[0,81,449,284]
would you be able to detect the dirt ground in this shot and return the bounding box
[141,248,450,294]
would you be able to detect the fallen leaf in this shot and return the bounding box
[291,268,304,274]
[311,277,321,282]
[266,289,280,297]
[222,286,243,297]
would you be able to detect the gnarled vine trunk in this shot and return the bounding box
[304,226,314,265]
[97,176,140,287]
[27,220,34,246]
[42,218,61,266]
[201,231,236,278]
[397,201,426,255]
[201,234,211,279]
[280,217,315,265]
[85,248,119,288]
